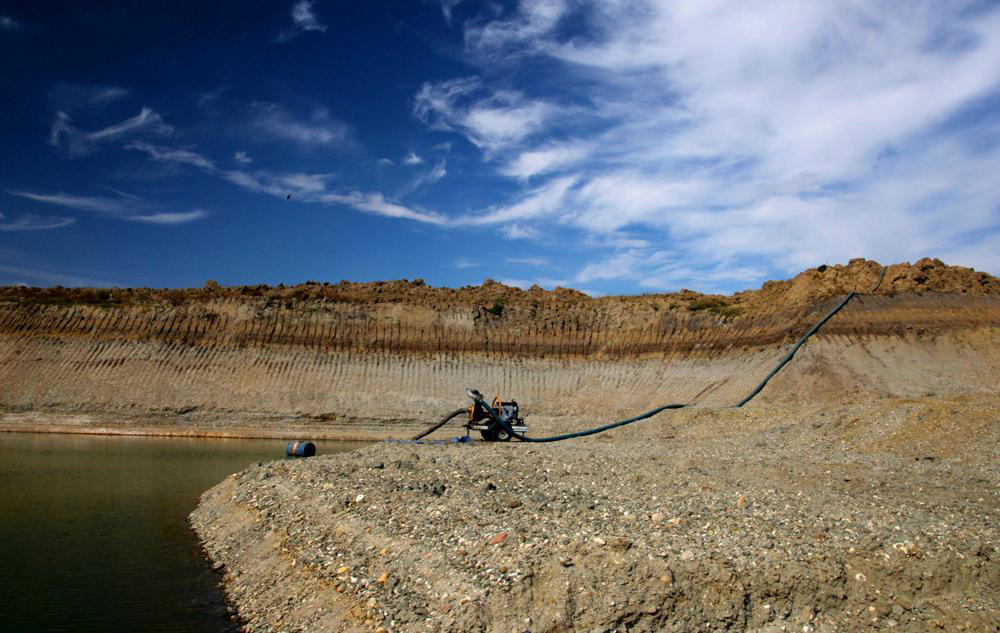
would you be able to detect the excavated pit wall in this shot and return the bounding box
[2,292,999,437]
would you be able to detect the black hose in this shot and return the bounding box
[734,265,886,407]
[480,266,887,442]
[412,408,467,440]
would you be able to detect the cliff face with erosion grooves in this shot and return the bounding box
[1,258,998,437]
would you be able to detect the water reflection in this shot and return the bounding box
[0,433,362,632]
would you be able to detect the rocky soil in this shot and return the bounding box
[191,396,999,632]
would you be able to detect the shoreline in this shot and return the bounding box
[0,424,383,442]
[0,411,413,442]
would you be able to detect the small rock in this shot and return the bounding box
[490,532,508,545]
[611,537,632,551]
[593,537,606,546]
[680,549,695,561]
[355,494,365,504]
[377,572,390,584]
[737,495,747,510]
[651,512,665,523]
[337,566,349,575]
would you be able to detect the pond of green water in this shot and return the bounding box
[0,432,361,632]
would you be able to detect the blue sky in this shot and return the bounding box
[1,1,999,294]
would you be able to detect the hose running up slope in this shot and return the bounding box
[468,266,889,443]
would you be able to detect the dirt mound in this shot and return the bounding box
[749,258,999,308]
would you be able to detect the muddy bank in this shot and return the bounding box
[191,397,1000,632]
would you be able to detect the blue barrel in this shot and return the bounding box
[286,440,316,457]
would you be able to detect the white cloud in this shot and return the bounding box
[0,213,75,231]
[128,210,207,225]
[377,158,394,167]
[49,107,172,156]
[439,0,463,25]
[501,142,588,179]
[403,151,424,165]
[8,190,205,225]
[48,83,129,112]
[463,0,569,57]
[251,104,349,146]
[219,169,332,197]
[499,224,539,240]
[315,191,447,225]
[507,256,549,267]
[126,141,216,170]
[454,258,478,269]
[427,159,447,183]
[463,175,576,225]
[1,16,20,30]
[214,166,447,225]
[414,77,562,154]
[9,191,131,214]
[276,0,327,42]
[445,0,1000,283]
[234,151,252,164]
[0,265,121,288]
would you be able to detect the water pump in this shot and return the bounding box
[465,388,528,441]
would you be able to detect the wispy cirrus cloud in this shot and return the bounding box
[507,256,549,267]
[10,191,130,214]
[129,210,207,225]
[126,141,216,170]
[48,83,129,113]
[250,103,349,146]
[428,0,1000,287]
[275,0,327,42]
[0,264,122,288]
[315,191,446,225]
[49,107,172,157]
[8,190,206,225]
[438,0,464,26]
[0,212,75,231]
[414,77,563,155]
[126,139,447,225]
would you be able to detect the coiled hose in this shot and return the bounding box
[474,266,888,443]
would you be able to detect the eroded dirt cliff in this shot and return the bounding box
[1,258,998,437]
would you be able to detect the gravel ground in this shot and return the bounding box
[191,397,999,632]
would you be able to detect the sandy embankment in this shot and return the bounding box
[191,397,999,632]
